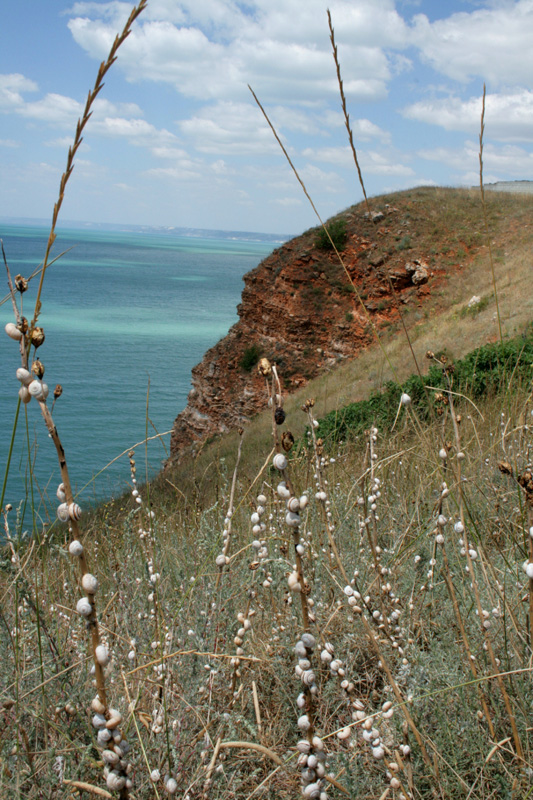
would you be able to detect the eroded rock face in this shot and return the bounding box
[168,199,466,463]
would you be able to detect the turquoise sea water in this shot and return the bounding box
[0,224,275,519]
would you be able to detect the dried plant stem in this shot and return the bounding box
[446,385,524,761]
[30,0,148,335]
[327,10,371,215]
[479,84,504,346]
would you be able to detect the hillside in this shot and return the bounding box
[169,186,533,462]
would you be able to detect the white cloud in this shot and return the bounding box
[419,140,533,180]
[66,0,410,104]
[179,101,280,154]
[412,0,533,85]
[0,139,19,148]
[0,73,38,110]
[403,90,533,143]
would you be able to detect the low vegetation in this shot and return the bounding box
[2,4,533,799]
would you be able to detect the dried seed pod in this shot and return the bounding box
[31,361,45,380]
[274,406,286,425]
[31,327,45,348]
[257,357,271,376]
[54,384,63,399]
[18,317,28,334]
[5,322,23,341]
[281,430,295,452]
[14,274,28,293]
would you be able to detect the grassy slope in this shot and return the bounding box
[161,186,533,503]
[3,186,533,800]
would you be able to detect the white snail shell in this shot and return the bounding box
[215,554,226,567]
[69,540,83,556]
[102,749,120,765]
[165,778,178,794]
[106,710,123,730]
[95,644,109,666]
[286,511,301,528]
[57,483,66,502]
[277,482,291,499]
[76,597,92,617]
[91,696,106,714]
[28,379,44,399]
[82,573,98,594]
[299,495,309,510]
[18,386,31,404]
[400,392,411,406]
[287,497,300,512]
[301,633,316,650]
[106,772,126,791]
[68,502,82,521]
[16,368,32,385]
[273,453,287,471]
[5,322,23,341]
[40,383,49,400]
[57,503,70,522]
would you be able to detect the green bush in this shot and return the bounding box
[314,327,533,444]
[239,343,262,371]
[315,218,347,251]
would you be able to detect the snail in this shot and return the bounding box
[273,453,287,471]
[76,597,92,617]
[5,322,23,341]
[68,502,82,521]
[82,573,98,594]
[18,386,31,404]
[57,503,70,522]
[16,367,32,385]
[69,540,83,556]
[95,644,109,666]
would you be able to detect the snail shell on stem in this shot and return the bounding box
[5,323,23,341]
[18,386,31,404]
[68,502,82,521]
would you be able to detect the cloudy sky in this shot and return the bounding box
[1,0,533,234]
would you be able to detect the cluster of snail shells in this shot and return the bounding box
[16,367,49,404]
[56,483,82,523]
[231,611,253,668]
[91,701,133,791]
[295,652,329,800]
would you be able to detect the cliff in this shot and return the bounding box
[168,187,479,461]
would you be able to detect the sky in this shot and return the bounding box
[1,0,533,235]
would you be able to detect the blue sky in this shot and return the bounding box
[1,0,533,234]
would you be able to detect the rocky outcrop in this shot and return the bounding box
[168,193,470,462]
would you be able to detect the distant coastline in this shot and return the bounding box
[0,216,294,245]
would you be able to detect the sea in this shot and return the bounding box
[0,223,279,523]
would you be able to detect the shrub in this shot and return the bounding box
[315,218,347,251]
[240,343,262,371]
